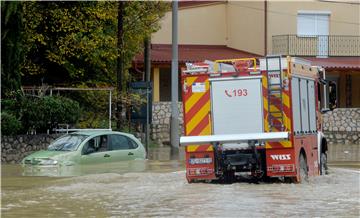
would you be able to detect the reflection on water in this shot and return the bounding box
[20,160,168,177]
[2,147,360,217]
[148,147,184,161]
[15,147,186,177]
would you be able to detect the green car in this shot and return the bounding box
[22,130,146,166]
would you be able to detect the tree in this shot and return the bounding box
[22,1,118,84]
[21,1,169,86]
[115,1,170,128]
[1,1,24,97]
[21,1,169,129]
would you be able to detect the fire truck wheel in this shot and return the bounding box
[186,178,194,183]
[284,177,295,183]
[320,152,328,175]
[299,153,308,183]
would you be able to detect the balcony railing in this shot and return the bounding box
[272,35,360,57]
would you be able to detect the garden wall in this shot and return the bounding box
[1,134,62,164]
[151,103,360,146]
[2,106,359,163]
[151,102,184,145]
[322,108,360,145]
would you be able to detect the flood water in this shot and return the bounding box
[1,147,360,217]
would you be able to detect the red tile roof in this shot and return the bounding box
[133,44,260,65]
[304,57,360,70]
[133,44,360,70]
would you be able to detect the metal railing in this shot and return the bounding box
[22,86,114,130]
[272,35,360,57]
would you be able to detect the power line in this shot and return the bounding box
[318,0,360,5]
[230,3,360,26]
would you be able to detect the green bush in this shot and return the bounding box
[14,95,81,133]
[1,112,22,135]
[1,98,21,117]
[22,96,81,132]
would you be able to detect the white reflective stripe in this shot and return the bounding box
[180,132,289,146]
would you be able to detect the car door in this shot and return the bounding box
[108,134,143,161]
[80,135,112,164]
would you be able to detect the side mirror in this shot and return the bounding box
[321,108,330,114]
[318,68,330,112]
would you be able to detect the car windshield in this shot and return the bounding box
[48,134,88,151]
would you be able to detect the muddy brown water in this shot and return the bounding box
[1,147,360,217]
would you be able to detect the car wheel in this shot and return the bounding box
[320,152,328,175]
[299,153,308,183]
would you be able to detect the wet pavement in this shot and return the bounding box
[1,148,360,217]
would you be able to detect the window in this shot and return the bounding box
[48,134,87,151]
[110,135,135,150]
[81,135,108,155]
[98,135,108,152]
[297,11,330,56]
[297,11,330,36]
[129,139,139,149]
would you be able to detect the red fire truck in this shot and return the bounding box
[180,56,329,183]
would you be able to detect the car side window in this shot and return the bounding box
[110,135,133,150]
[97,135,108,152]
[82,135,108,155]
[129,139,138,149]
[82,138,95,155]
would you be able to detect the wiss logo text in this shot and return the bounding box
[270,154,291,160]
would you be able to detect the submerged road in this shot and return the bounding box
[1,162,359,217]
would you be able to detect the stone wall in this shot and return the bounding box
[150,103,360,147]
[2,105,359,163]
[322,108,360,145]
[151,102,184,145]
[1,134,62,164]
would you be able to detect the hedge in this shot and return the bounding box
[1,95,81,135]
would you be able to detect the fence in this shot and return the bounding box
[21,86,114,131]
[272,35,360,57]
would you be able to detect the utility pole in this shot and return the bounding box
[144,36,151,156]
[116,1,124,129]
[170,1,179,148]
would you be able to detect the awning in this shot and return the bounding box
[304,57,360,70]
[133,44,260,65]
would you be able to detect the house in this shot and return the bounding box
[133,1,360,148]
[133,0,360,107]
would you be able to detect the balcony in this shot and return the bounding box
[272,35,360,57]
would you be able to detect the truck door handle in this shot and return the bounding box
[128,152,134,156]
[104,154,110,157]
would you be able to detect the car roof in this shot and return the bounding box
[70,130,134,138]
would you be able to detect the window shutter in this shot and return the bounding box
[315,14,329,35]
[297,14,316,35]
[297,13,329,36]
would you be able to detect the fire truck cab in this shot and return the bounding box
[180,56,328,183]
